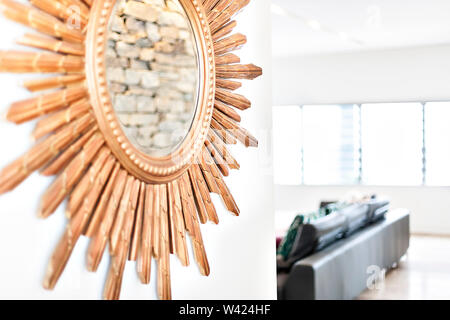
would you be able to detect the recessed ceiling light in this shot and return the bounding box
[306,19,322,31]
[271,4,287,16]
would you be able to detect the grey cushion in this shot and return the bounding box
[284,200,390,267]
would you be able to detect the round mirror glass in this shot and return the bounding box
[105,0,199,157]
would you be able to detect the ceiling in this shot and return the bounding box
[271,0,450,57]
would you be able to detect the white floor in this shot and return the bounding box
[358,235,450,300]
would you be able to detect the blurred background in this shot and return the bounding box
[272,0,450,300]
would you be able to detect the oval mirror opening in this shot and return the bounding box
[105,0,199,157]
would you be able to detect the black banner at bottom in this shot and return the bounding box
[0,300,443,318]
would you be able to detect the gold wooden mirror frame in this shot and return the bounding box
[87,0,215,184]
[0,0,262,300]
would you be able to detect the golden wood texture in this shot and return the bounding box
[87,170,128,272]
[40,125,97,176]
[33,98,91,140]
[157,184,171,300]
[168,180,189,266]
[85,162,121,237]
[0,0,261,300]
[23,74,86,93]
[0,0,84,42]
[17,33,85,56]
[66,148,111,218]
[0,114,93,194]
[137,184,154,284]
[7,87,87,124]
[39,133,104,218]
[129,182,146,261]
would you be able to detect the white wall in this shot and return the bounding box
[0,1,276,299]
[273,44,450,105]
[272,45,450,236]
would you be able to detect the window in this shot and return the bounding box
[302,105,360,185]
[273,102,450,186]
[361,103,423,185]
[425,102,450,186]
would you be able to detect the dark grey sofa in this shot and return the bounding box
[278,209,410,300]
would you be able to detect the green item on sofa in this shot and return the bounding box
[277,215,304,260]
[277,203,346,260]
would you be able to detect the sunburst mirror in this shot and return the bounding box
[0,0,261,300]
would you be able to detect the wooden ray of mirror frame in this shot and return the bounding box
[0,0,262,300]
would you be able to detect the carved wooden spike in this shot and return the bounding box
[86,170,127,272]
[216,64,262,80]
[216,78,242,91]
[0,51,84,73]
[0,114,93,194]
[192,164,219,224]
[33,98,91,140]
[39,133,104,218]
[103,178,140,300]
[190,199,210,276]
[215,53,240,65]
[212,20,236,42]
[210,118,237,145]
[29,0,89,27]
[168,180,189,266]
[41,125,97,177]
[215,87,251,110]
[209,0,250,33]
[215,99,241,122]
[202,0,220,14]
[214,33,247,56]
[205,150,240,216]
[180,171,210,275]
[79,156,117,234]
[129,182,146,261]
[43,207,87,290]
[208,129,240,170]
[109,176,136,255]
[84,162,120,237]
[157,184,171,300]
[152,185,161,259]
[58,0,90,20]
[205,140,230,177]
[178,173,196,234]
[198,150,220,194]
[7,87,87,124]
[213,108,258,147]
[188,167,209,224]
[43,156,115,290]
[17,33,85,56]
[207,0,233,24]
[0,0,84,42]
[23,74,86,92]
[66,148,111,218]
[137,184,154,284]
[0,50,84,73]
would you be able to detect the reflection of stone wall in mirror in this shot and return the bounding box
[105,0,199,157]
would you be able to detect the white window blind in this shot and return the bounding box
[273,101,450,186]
